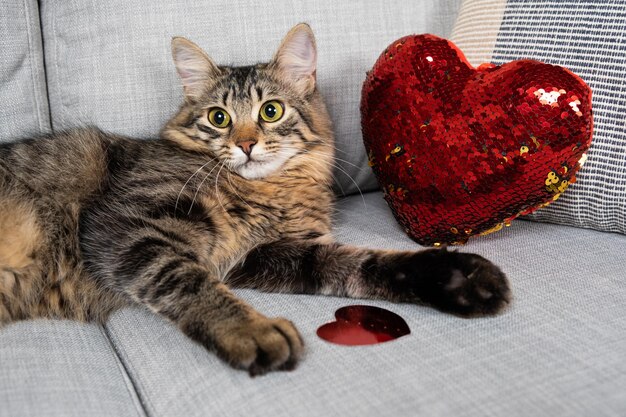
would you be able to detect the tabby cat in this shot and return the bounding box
[0,24,510,375]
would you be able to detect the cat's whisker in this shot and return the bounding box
[300,148,365,171]
[276,145,360,170]
[272,148,340,175]
[328,165,366,208]
[175,158,216,216]
[318,142,351,156]
[269,149,349,197]
[326,157,364,171]
[272,151,346,190]
[214,160,228,215]
[275,147,357,175]
[226,171,255,212]
[276,147,367,209]
[188,158,223,215]
[330,172,347,196]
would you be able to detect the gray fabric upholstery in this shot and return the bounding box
[2,2,625,416]
[452,0,626,235]
[0,320,145,417]
[0,0,50,141]
[39,0,462,194]
[103,192,626,417]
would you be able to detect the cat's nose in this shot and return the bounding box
[238,140,256,156]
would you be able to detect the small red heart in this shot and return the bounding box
[361,35,593,245]
[317,305,411,346]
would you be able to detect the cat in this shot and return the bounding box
[0,24,511,376]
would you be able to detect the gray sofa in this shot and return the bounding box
[1,1,625,416]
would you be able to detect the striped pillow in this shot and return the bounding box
[451,0,626,234]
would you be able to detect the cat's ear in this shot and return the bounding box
[171,37,221,100]
[270,23,317,94]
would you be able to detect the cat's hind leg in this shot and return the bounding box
[0,197,45,323]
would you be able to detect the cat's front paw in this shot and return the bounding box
[211,315,304,376]
[393,249,512,317]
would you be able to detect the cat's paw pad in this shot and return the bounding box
[395,249,511,317]
[436,253,511,317]
[214,315,304,376]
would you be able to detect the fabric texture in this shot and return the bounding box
[3,2,625,416]
[103,192,626,417]
[0,320,146,417]
[452,0,626,235]
[39,0,461,195]
[360,33,592,245]
[0,0,50,141]
[451,0,507,65]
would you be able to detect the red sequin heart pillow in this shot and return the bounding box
[361,35,593,246]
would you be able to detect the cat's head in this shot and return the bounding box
[162,23,334,181]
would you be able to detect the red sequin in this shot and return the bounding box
[361,35,593,246]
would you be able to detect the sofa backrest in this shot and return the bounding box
[10,0,459,194]
[0,0,50,140]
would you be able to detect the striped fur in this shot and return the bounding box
[0,24,511,375]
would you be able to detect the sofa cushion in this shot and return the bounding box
[39,0,462,195]
[451,0,626,235]
[0,320,146,417]
[103,192,626,417]
[0,0,50,141]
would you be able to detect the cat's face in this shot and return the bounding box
[163,24,333,180]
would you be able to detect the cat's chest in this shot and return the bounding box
[272,189,333,239]
[201,178,333,272]
[212,179,332,236]
[197,178,332,277]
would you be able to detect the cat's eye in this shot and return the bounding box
[259,101,284,123]
[208,107,231,128]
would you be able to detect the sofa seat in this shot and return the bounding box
[2,191,625,417]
